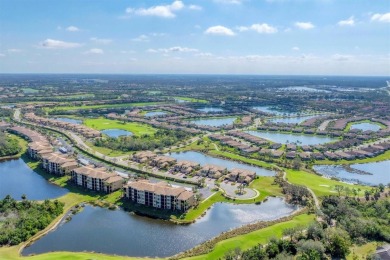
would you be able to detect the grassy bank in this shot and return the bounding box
[84,117,157,136]
[185,214,315,260]
[285,169,371,197]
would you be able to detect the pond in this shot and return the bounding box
[313,160,390,186]
[246,131,336,146]
[350,122,381,132]
[23,197,296,257]
[197,107,224,113]
[53,117,82,124]
[269,115,316,124]
[144,111,167,117]
[0,159,68,200]
[190,117,237,127]
[168,151,275,176]
[252,106,289,115]
[101,129,133,138]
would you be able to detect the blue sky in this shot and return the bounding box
[0,0,389,75]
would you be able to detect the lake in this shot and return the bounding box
[350,122,381,132]
[252,106,289,115]
[280,86,330,93]
[0,159,68,200]
[101,129,133,138]
[23,197,296,257]
[269,115,316,124]
[246,131,336,146]
[313,160,390,186]
[144,111,167,117]
[53,117,82,124]
[168,151,275,176]
[190,117,237,127]
[197,107,224,113]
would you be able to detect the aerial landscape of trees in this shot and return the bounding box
[0,132,21,157]
[94,129,191,151]
[0,196,64,246]
[223,196,390,260]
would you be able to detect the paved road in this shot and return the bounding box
[318,119,332,131]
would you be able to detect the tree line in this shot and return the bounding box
[0,132,21,157]
[0,195,64,246]
[94,129,191,152]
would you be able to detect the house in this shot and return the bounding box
[200,164,227,179]
[150,155,177,169]
[41,152,78,175]
[124,180,195,211]
[173,160,200,174]
[228,168,256,184]
[132,151,157,163]
[71,166,124,193]
[286,151,296,159]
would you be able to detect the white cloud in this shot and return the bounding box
[148,46,199,53]
[90,37,112,44]
[214,0,243,4]
[371,12,390,23]
[292,46,300,51]
[126,1,184,18]
[66,26,80,32]
[205,25,235,36]
[195,52,213,57]
[39,39,82,49]
[237,23,278,34]
[7,49,22,53]
[0,53,5,57]
[332,54,353,61]
[338,16,355,26]
[132,34,150,42]
[189,5,202,10]
[84,48,104,55]
[294,22,315,30]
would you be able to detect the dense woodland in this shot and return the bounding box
[223,196,390,260]
[0,132,21,157]
[0,196,64,246]
[94,129,191,152]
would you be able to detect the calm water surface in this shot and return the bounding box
[269,115,316,124]
[350,122,381,132]
[23,197,296,257]
[314,160,390,186]
[246,131,335,146]
[0,159,68,200]
[53,117,82,124]
[190,117,236,127]
[168,151,274,176]
[101,129,133,138]
[252,106,288,115]
[145,111,167,117]
[197,107,224,113]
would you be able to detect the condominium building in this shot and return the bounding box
[124,180,195,211]
[71,166,124,193]
[41,152,78,176]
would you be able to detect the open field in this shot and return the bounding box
[45,102,166,112]
[285,169,371,197]
[185,214,315,260]
[173,96,208,103]
[347,242,378,260]
[84,117,157,136]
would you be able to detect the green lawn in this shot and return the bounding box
[209,150,277,171]
[45,102,165,112]
[84,117,157,136]
[347,242,378,260]
[285,169,371,197]
[185,214,315,260]
[173,96,208,103]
